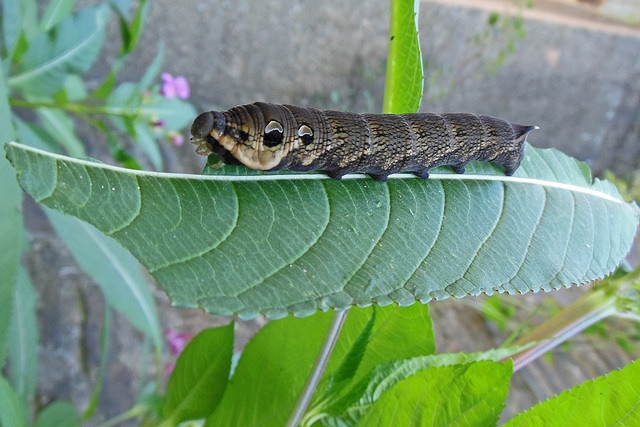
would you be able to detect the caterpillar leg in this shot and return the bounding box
[413,170,430,179]
[451,164,466,174]
[325,170,346,180]
[368,173,390,182]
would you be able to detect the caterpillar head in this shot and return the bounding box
[190,104,299,170]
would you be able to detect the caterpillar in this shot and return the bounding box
[190,102,537,181]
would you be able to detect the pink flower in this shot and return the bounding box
[165,329,191,355]
[160,72,190,99]
[168,131,184,146]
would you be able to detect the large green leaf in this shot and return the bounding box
[8,5,109,96]
[4,142,639,319]
[358,361,511,426]
[504,358,640,426]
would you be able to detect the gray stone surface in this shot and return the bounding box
[25,0,640,424]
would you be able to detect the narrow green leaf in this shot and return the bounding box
[327,308,376,394]
[358,361,511,426]
[163,324,234,425]
[2,0,22,59]
[40,0,76,32]
[35,401,80,427]
[133,122,163,171]
[35,108,85,157]
[0,376,26,427]
[207,313,335,427]
[0,71,20,365]
[504,358,640,426]
[4,142,639,318]
[7,266,38,401]
[9,5,109,96]
[14,116,59,152]
[43,207,163,350]
[137,42,165,92]
[124,0,150,53]
[383,0,423,114]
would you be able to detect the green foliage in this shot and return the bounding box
[1,0,639,425]
[504,358,640,426]
[0,0,195,424]
[359,361,512,426]
[163,324,234,425]
[383,0,423,113]
[5,142,638,318]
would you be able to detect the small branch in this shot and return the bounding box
[504,261,640,371]
[9,97,142,118]
[286,309,350,427]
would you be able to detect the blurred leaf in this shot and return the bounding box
[0,68,20,365]
[2,0,22,60]
[14,116,59,152]
[115,0,150,54]
[109,0,132,17]
[141,95,197,130]
[163,324,234,424]
[61,74,88,102]
[40,0,76,32]
[44,207,163,350]
[504,358,640,426]
[9,5,109,97]
[0,376,26,427]
[18,0,39,43]
[137,42,165,92]
[36,107,85,157]
[124,0,149,53]
[34,401,80,427]
[206,313,334,427]
[4,142,639,319]
[359,361,511,426]
[133,121,163,171]
[7,266,38,402]
[383,0,423,113]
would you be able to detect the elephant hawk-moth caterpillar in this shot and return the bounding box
[190,102,537,181]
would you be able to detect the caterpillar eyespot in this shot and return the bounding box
[190,102,538,182]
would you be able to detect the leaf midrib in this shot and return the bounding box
[5,142,628,206]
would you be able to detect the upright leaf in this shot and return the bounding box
[206,313,335,427]
[9,5,109,96]
[4,142,639,318]
[163,324,234,425]
[383,0,423,114]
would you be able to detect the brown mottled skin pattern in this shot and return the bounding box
[190,102,537,182]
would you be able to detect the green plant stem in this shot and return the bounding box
[9,97,141,118]
[505,264,640,372]
[286,309,350,427]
